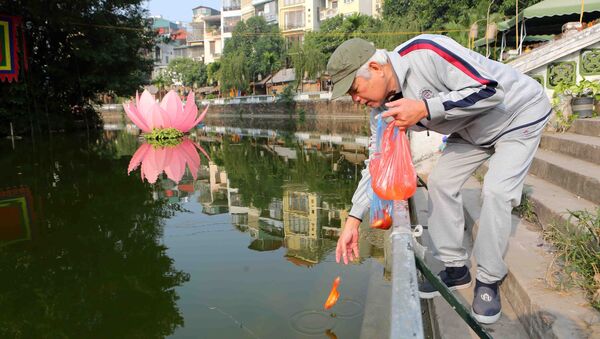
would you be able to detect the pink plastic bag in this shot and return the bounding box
[369,122,417,201]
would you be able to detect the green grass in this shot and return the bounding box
[545,208,600,310]
[514,189,538,224]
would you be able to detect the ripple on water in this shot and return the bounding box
[289,310,336,336]
[289,298,363,335]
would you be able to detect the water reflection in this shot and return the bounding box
[142,127,383,270]
[0,134,190,338]
[128,137,209,184]
[0,126,386,338]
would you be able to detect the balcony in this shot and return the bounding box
[258,12,278,23]
[320,8,338,21]
[252,0,273,5]
[223,5,241,11]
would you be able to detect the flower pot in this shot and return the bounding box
[571,96,594,118]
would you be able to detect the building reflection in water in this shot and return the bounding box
[146,126,389,270]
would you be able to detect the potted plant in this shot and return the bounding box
[563,80,600,118]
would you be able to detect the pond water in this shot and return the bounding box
[0,122,391,338]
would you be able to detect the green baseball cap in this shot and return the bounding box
[327,38,376,100]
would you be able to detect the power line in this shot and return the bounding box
[66,21,471,37]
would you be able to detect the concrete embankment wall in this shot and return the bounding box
[201,99,371,135]
[99,98,443,163]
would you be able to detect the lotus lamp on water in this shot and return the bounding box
[123,89,208,136]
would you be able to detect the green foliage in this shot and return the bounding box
[563,80,600,99]
[554,110,578,133]
[545,208,600,310]
[514,189,538,224]
[289,38,327,87]
[219,50,248,94]
[166,58,207,88]
[277,84,296,108]
[0,0,155,135]
[207,61,221,86]
[304,14,381,61]
[220,16,284,94]
[143,128,184,147]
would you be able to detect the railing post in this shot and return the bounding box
[390,199,424,338]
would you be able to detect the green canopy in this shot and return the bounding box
[524,0,600,19]
[498,0,600,32]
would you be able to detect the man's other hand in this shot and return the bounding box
[381,98,428,128]
[335,217,361,265]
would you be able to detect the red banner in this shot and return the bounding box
[0,15,25,83]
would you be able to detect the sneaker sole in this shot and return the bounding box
[418,280,472,299]
[471,308,501,324]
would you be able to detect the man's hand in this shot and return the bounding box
[336,217,361,265]
[381,98,428,128]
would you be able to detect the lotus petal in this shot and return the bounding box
[160,90,183,129]
[128,143,151,174]
[139,89,156,123]
[123,102,151,132]
[164,145,186,183]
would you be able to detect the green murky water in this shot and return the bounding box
[0,124,389,338]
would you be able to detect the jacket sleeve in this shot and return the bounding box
[348,110,379,220]
[415,38,505,122]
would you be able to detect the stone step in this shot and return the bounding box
[571,117,600,137]
[529,149,600,205]
[476,162,598,230]
[524,174,598,230]
[540,132,600,165]
[460,176,600,338]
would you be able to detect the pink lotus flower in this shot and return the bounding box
[128,138,210,184]
[123,90,208,133]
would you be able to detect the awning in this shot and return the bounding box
[498,0,600,32]
[524,0,600,19]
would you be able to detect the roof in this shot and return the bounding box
[498,0,600,32]
[524,0,600,19]
[270,68,295,84]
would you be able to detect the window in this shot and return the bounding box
[283,0,303,6]
[284,10,304,30]
[154,46,161,61]
[210,41,216,55]
[223,16,241,33]
[223,0,241,11]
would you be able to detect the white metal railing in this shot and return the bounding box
[199,92,333,106]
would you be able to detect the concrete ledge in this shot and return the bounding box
[528,149,600,205]
[571,118,600,137]
[476,163,597,231]
[462,176,600,338]
[540,133,600,165]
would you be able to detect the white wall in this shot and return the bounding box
[527,41,600,99]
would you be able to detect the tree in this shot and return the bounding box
[219,50,248,95]
[219,16,284,94]
[166,58,207,88]
[0,0,155,135]
[289,39,326,91]
[305,14,380,61]
[206,61,221,86]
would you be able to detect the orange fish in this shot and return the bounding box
[370,209,392,230]
[324,277,341,310]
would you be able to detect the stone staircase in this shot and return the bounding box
[527,118,600,227]
[418,118,600,338]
